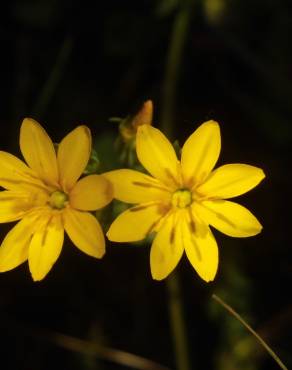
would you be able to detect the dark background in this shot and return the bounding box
[0,1,291,369]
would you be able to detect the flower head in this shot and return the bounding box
[0,118,113,281]
[105,121,265,282]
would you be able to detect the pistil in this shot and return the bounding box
[49,191,68,209]
[171,189,192,208]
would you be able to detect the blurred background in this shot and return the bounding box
[0,0,291,369]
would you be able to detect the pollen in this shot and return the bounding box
[171,189,192,208]
[49,190,68,209]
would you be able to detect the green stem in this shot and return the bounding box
[33,37,73,118]
[161,3,192,137]
[212,294,288,370]
[162,3,193,370]
[166,273,191,370]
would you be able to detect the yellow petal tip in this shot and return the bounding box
[203,119,219,127]
[21,117,37,133]
[22,117,39,125]
[78,125,90,132]
[32,276,42,282]
[31,271,46,282]
[255,223,263,235]
[105,229,119,243]
[197,119,220,135]
[151,271,165,281]
[21,117,44,133]
[198,269,217,283]
[74,125,92,143]
[89,245,106,259]
[260,169,266,180]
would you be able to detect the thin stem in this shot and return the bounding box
[162,2,193,370]
[161,2,192,138]
[212,294,288,370]
[33,37,73,118]
[166,273,191,370]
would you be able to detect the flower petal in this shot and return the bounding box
[197,164,265,199]
[150,212,184,280]
[70,174,113,211]
[103,169,171,204]
[181,121,221,186]
[20,118,59,186]
[195,200,263,237]
[0,190,35,222]
[136,125,179,187]
[63,208,105,258]
[182,215,218,282]
[107,203,166,242]
[0,151,44,191]
[28,213,64,281]
[57,126,91,192]
[0,215,37,272]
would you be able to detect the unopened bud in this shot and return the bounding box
[132,100,153,129]
[119,100,154,143]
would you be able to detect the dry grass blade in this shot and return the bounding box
[3,317,171,370]
[212,294,288,370]
[47,331,171,370]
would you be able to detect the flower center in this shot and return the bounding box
[171,189,192,208]
[49,191,68,209]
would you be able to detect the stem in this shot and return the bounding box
[166,273,191,370]
[161,2,193,370]
[212,294,288,370]
[33,37,73,118]
[161,2,192,137]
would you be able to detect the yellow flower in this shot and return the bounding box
[105,121,265,282]
[0,118,113,281]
